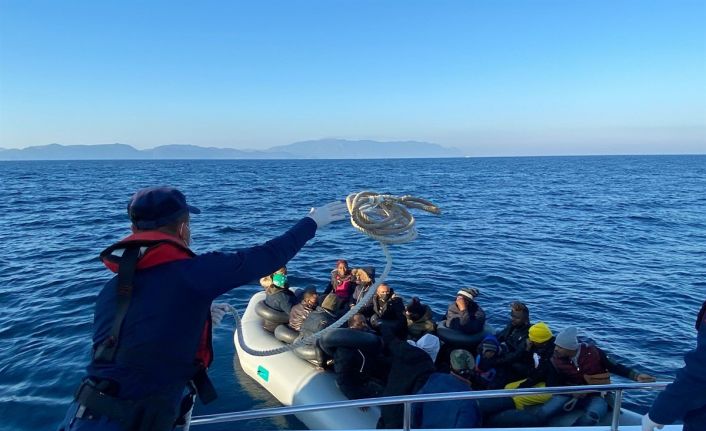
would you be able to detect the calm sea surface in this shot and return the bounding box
[1,156,705,431]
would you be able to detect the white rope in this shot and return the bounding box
[231,191,441,357]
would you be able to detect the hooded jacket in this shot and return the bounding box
[350,267,376,307]
[377,339,436,429]
[444,300,486,335]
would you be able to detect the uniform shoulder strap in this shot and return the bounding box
[93,246,141,363]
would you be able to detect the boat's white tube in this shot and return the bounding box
[234,291,380,429]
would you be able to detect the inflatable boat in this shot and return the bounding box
[232,291,678,430]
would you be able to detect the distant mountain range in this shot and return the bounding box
[0,139,464,160]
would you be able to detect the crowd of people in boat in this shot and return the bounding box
[257,259,656,429]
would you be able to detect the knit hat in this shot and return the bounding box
[450,349,474,372]
[528,322,553,344]
[272,273,287,288]
[480,335,500,355]
[457,287,479,301]
[321,293,340,312]
[555,326,579,350]
[407,334,441,362]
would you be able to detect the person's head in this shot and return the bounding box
[408,334,441,362]
[353,267,375,286]
[348,313,369,330]
[527,322,553,349]
[479,335,500,359]
[405,297,425,321]
[553,327,579,358]
[376,283,392,302]
[380,319,408,346]
[449,349,474,380]
[335,259,349,275]
[321,293,341,313]
[301,289,318,308]
[456,287,479,304]
[128,186,200,246]
[509,301,530,327]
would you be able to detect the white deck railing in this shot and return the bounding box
[189,381,671,431]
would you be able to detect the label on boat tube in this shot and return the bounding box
[257,365,270,382]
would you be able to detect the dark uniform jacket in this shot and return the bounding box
[649,301,706,431]
[74,218,316,427]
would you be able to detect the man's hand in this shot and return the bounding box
[455,297,467,311]
[636,373,656,383]
[211,303,231,326]
[307,201,348,228]
[641,413,664,431]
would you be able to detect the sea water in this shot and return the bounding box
[1,156,704,431]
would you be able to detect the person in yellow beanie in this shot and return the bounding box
[477,322,559,425]
[528,322,553,343]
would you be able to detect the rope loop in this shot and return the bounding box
[346,191,441,245]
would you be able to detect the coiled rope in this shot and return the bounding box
[232,191,441,357]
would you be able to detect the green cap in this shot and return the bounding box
[272,273,287,288]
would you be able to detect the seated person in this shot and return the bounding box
[377,324,436,429]
[289,288,318,332]
[412,370,481,429]
[473,335,504,390]
[350,266,375,307]
[323,259,355,302]
[537,326,656,426]
[263,272,296,331]
[332,314,384,400]
[359,283,406,330]
[495,302,532,380]
[477,322,558,421]
[299,293,341,338]
[444,287,486,334]
[405,296,437,341]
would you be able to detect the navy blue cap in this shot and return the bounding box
[127,186,201,229]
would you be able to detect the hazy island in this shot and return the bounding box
[0,139,465,160]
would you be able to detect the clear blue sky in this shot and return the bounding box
[1,0,705,155]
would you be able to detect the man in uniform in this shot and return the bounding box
[58,186,346,430]
[643,300,706,431]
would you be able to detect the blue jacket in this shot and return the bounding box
[86,217,316,403]
[411,373,481,429]
[649,301,706,431]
